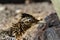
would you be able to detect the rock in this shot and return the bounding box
[45,13,60,27]
[55,28,60,38]
[44,28,60,40]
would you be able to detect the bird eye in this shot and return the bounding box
[28,19,31,21]
[28,18,32,21]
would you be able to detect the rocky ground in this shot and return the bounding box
[0,2,60,40]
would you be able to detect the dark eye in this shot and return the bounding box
[28,18,32,22]
[29,19,31,21]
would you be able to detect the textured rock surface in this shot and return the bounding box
[45,13,60,27]
[44,28,60,40]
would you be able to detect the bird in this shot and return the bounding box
[0,13,39,40]
[11,13,39,37]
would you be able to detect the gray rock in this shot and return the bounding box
[44,28,60,40]
[45,13,60,27]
